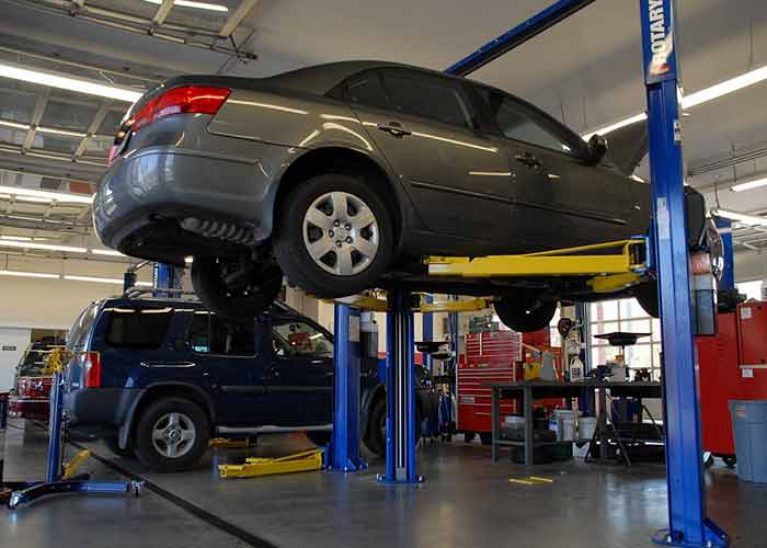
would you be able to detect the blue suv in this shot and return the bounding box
[64,295,427,472]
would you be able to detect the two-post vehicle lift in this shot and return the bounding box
[326,0,729,546]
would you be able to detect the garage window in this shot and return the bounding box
[589,299,661,380]
[187,312,256,356]
[105,308,173,350]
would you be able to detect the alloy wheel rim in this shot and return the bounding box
[151,412,196,459]
[302,191,379,276]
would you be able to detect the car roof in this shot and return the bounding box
[97,296,302,320]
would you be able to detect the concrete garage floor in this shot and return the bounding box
[2,420,766,548]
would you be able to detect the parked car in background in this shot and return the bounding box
[64,294,433,472]
[9,339,58,421]
[95,60,714,331]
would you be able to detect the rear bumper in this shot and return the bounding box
[9,397,49,420]
[65,387,144,427]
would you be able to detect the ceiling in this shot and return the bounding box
[0,0,766,270]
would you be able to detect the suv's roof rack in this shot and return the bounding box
[122,286,200,301]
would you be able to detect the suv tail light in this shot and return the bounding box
[82,352,101,389]
[131,85,231,132]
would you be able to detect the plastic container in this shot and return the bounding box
[729,400,767,483]
[579,417,597,441]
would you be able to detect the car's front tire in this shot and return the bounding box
[633,281,659,318]
[493,289,558,332]
[133,397,210,473]
[191,255,283,319]
[273,173,394,298]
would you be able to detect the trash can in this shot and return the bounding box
[729,400,767,483]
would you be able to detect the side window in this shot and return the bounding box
[345,71,390,110]
[381,70,472,128]
[479,87,579,155]
[105,308,173,350]
[187,312,256,356]
[272,321,333,358]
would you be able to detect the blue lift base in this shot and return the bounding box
[375,473,425,485]
[326,458,368,473]
[652,519,730,547]
[8,479,143,509]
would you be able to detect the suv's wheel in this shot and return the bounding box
[105,436,133,458]
[133,398,210,473]
[633,281,659,318]
[493,289,557,332]
[306,431,332,447]
[191,255,283,319]
[364,397,422,457]
[273,173,394,298]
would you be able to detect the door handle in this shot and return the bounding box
[514,152,541,168]
[377,121,412,137]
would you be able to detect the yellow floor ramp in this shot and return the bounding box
[218,448,324,479]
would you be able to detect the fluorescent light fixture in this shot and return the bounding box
[37,126,87,138]
[711,209,767,227]
[0,185,93,204]
[91,249,126,257]
[731,177,767,193]
[0,269,59,280]
[185,256,194,264]
[0,62,143,103]
[0,235,33,241]
[0,120,31,130]
[143,0,229,12]
[14,196,52,204]
[0,240,88,253]
[582,64,767,138]
[64,274,123,285]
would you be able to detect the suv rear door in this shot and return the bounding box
[263,318,334,427]
[343,68,515,252]
[185,311,268,426]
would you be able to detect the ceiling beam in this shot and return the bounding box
[74,102,111,160]
[0,214,91,235]
[22,91,50,152]
[151,0,175,26]
[218,0,259,38]
[0,146,106,181]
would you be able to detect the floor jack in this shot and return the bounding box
[2,372,142,509]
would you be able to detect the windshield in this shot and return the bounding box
[67,302,101,350]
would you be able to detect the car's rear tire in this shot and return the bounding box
[133,397,210,473]
[273,173,394,298]
[306,431,332,447]
[191,256,283,319]
[493,290,557,332]
[633,281,659,318]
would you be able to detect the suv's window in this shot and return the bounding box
[272,321,333,358]
[478,87,582,156]
[382,70,472,128]
[187,312,256,356]
[67,302,100,350]
[104,308,173,350]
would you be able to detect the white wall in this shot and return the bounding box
[0,327,31,391]
[734,250,767,283]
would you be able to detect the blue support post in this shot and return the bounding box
[713,216,734,291]
[422,294,434,373]
[327,303,367,472]
[378,288,422,484]
[45,373,65,483]
[445,0,595,76]
[639,1,728,546]
[152,262,182,298]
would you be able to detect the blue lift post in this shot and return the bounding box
[327,303,367,472]
[152,262,183,297]
[379,288,422,483]
[422,294,434,373]
[640,0,727,545]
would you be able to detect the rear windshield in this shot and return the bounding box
[67,302,101,350]
[105,307,174,350]
[18,345,51,376]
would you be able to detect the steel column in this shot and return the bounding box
[640,1,727,545]
[152,263,182,297]
[379,288,422,483]
[422,294,434,372]
[445,0,596,76]
[327,303,367,472]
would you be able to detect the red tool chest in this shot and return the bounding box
[697,302,767,456]
[457,331,522,434]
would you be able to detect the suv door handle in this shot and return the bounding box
[514,152,541,168]
[377,121,412,137]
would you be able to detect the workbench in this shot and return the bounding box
[487,380,663,465]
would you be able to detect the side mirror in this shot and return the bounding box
[587,133,608,164]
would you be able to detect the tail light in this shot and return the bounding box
[131,85,231,132]
[82,352,101,389]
